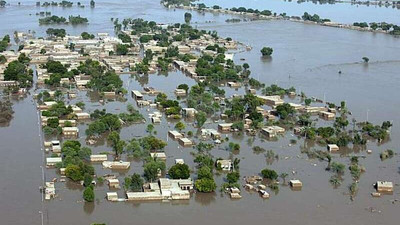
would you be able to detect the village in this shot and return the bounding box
[0,15,395,205]
[1,1,400,225]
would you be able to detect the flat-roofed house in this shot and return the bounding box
[51,140,61,153]
[75,112,90,120]
[178,138,193,147]
[102,161,130,170]
[108,179,120,189]
[376,181,393,192]
[126,191,163,201]
[182,108,197,117]
[107,192,118,201]
[131,90,143,100]
[319,111,335,120]
[90,154,108,162]
[201,129,221,140]
[218,123,233,132]
[257,95,284,106]
[216,159,233,171]
[261,126,285,138]
[59,119,77,127]
[46,157,62,167]
[62,127,79,136]
[175,159,185,164]
[168,130,183,140]
[150,152,167,161]
[327,144,339,152]
[289,180,303,188]
[174,89,187,96]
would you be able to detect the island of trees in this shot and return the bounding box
[39,15,88,25]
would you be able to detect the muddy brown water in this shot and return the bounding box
[1,1,400,225]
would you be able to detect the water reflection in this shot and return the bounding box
[194,192,216,206]
[83,202,95,215]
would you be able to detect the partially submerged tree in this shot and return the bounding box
[168,163,190,179]
[260,47,273,56]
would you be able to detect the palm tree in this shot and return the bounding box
[280,173,288,185]
[330,162,345,175]
[329,176,341,188]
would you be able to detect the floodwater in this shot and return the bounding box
[1,1,400,225]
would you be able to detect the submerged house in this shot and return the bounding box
[126,178,193,201]
[216,159,233,171]
[182,108,197,117]
[150,152,167,161]
[108,179,120,189]
[107,192,118,201]
[201,129,221,140]
[261,126,285,138]
[257,95,284,106]
[289,180,303,188]
[319,111,335,120]
[62,127,79,136]
[218,123,233,132]
[168,130,183,140]
[102,161,131,170]
[46,157,62,167]
[174,89,187,96]
[132,90,143,100]
[178,138,193,147]
[45,182,56,200]
[327,144,339,152]
[90,154,108,162]
[376,181,393,192]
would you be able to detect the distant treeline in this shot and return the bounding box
[353,22,400,35]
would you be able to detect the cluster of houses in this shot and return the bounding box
[9,25,392,203]
[38,101,92,138]
[168,130,193,147]
[106,177,194,202]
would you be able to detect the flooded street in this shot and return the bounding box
[1,1,399,225]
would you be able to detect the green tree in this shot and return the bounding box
[83,185,95,202]
[83,173,93,187]
[226,171,240,184]
[195,178,216,192]
[168,163,190,179]
[0,55,6,64]
[261,168,278,180]
[174,121,186,132]
[116,44,128,55]
[304,98,312,106]
[108,131,125,157]
[330,162,345,175]
[280,173,288,184]
[197,166,213,179]
[144,160,166,181]
[195,111,207,128]
[276,103,295,120]
[329,175,341,188]
[177,84,189,92]
[146,124,154,133]
[65,164,84,181]
[184,12,192,23]
[260,47,273,56]
[81,32,95,40]
[125,173,144,192]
